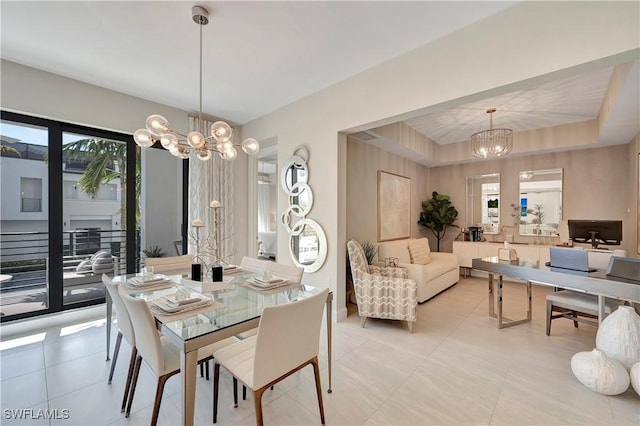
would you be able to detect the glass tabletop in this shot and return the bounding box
[114,270,327,342]
[475,256,608,279]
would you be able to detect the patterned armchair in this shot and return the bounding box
[347,240,418,332]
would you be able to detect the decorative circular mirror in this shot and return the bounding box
[280,155,308,193]
[280,146,327,273]
[288,219,327,273]
[288,182,313,217]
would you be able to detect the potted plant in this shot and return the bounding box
[142,245,166,258]
[418,191,459,252]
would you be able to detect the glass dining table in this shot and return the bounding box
[109,270,333,426]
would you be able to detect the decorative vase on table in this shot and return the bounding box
[211,262,223,282]
[191,263,202,281]
[595,305,640,370]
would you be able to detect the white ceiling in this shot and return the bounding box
[1,1,638,164]
[0,1,515,124]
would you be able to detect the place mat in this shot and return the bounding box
[127,274,172,287]
[149,294,214,314]
[223,265,245,275]
[245,277,290,290]
[151,299,224,323]
[123,276,174,291]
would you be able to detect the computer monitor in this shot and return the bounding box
[568,220,622,249]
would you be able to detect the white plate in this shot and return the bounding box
[128,274,170,287]
[246,277,289,289]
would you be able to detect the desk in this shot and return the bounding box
[111,272,333,426]
[472,257,640,329]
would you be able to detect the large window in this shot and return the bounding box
[0,111,138,321]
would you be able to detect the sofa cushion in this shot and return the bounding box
[377,239,412,264]
[408,239,431,265]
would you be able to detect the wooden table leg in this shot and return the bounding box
[106,291,112,361]
[180,350,198,426]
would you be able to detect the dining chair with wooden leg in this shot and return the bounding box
[119,287,236,425]
[212,288,329,426]
[102,274,137,414]
[235,261,305,401]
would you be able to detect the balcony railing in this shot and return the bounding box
[0,229,139,293]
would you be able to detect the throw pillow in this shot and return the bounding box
[75,259,92,274]
[408,239,431,265]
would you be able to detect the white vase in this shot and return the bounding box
[631,362,640,397]
[595,305,640,370]
[571,349,630,395]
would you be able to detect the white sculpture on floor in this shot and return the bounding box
[571,349,630,395]
[595,305,640,370]
[571,305,640,395]
[630,362,640,397]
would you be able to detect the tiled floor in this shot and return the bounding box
[1,277,638,425]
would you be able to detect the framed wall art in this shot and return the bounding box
[377,170,411,242]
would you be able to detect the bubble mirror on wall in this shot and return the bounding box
[280,146,309,193]
[289,218,327,273]
[280,145,327,273]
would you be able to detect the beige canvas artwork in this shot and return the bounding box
[378,171,411,242]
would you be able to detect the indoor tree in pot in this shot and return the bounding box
[418,191,459,252]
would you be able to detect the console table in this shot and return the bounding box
[472,257,640,329]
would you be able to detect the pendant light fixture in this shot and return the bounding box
[133,5,259,161]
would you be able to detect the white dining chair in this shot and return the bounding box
[145,254,192,274]
[239,256,270,273]
[265,262,304,284]
[234,261,305,398]
[212,288,329,425]
[119,287,236,425]
[102,274,137,413]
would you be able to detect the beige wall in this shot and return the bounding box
[346,137,431,245]
[629,133,640,256]
[429,144,635,255]
[348,140,638,257]
[0,60,190,136]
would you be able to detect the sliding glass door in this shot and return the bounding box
[0,119,50,318]
[61,131,130,306]
[0,111,138,321]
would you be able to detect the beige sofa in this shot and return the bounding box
[377,238,459,303]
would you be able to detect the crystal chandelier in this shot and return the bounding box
[133,6,259,161]
[470,108,513,158]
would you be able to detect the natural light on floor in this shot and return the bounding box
[0,332,47,351]
[59,318,106,337]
